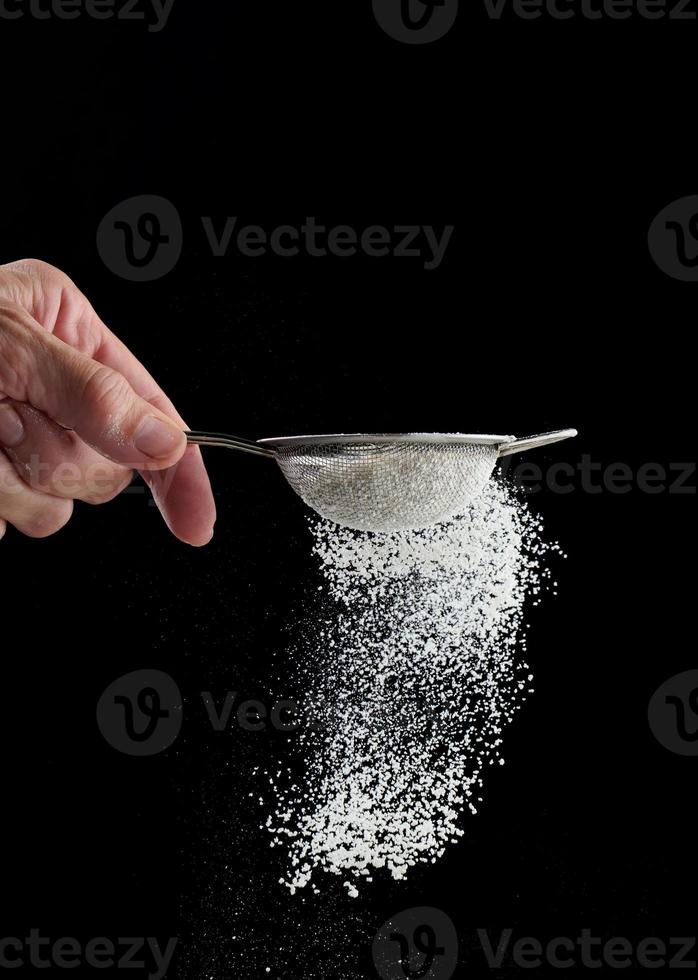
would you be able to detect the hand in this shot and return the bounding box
[0,259,216,545]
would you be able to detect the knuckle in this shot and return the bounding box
[80,364,132,416]
[0,297,26,331]
[10,258,70,287]
[16,258,53,275]
[83,468,134,505]
[0,307,33,400]
[20,498,73,538]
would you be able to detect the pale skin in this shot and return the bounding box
[0,259,216,545]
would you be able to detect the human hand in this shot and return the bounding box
[0,259,215,545]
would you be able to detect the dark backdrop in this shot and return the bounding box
[0,3,695,978]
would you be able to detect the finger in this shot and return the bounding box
[90,334,216,545]
[0,301,187,472]
[0,450,73,538]
[0,399,133,504]
[0,518,6,541]
[143,446,215,546]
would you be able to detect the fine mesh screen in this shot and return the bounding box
[273,441,499,532]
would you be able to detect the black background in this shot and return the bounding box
[0,2,695,978]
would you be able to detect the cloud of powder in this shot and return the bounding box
[262,479,562,896]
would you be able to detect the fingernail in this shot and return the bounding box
[134,416,185,459]
[0,403,25,447]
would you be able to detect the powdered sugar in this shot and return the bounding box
[273,439,499,532]
[262,478,561,894]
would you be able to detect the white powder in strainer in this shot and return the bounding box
[262,479,561,895]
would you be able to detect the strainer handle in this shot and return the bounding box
[497,428,577,458]
[185,430,275,459]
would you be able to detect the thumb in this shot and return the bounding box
[0,301,186,470]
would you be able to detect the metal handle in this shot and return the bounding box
[497,428,577,458]
[185,430,275,459]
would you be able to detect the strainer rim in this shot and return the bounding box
[257,432,514,449]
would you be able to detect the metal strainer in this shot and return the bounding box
[186,429,577,533]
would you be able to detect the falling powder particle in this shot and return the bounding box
[264,478,562,894]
